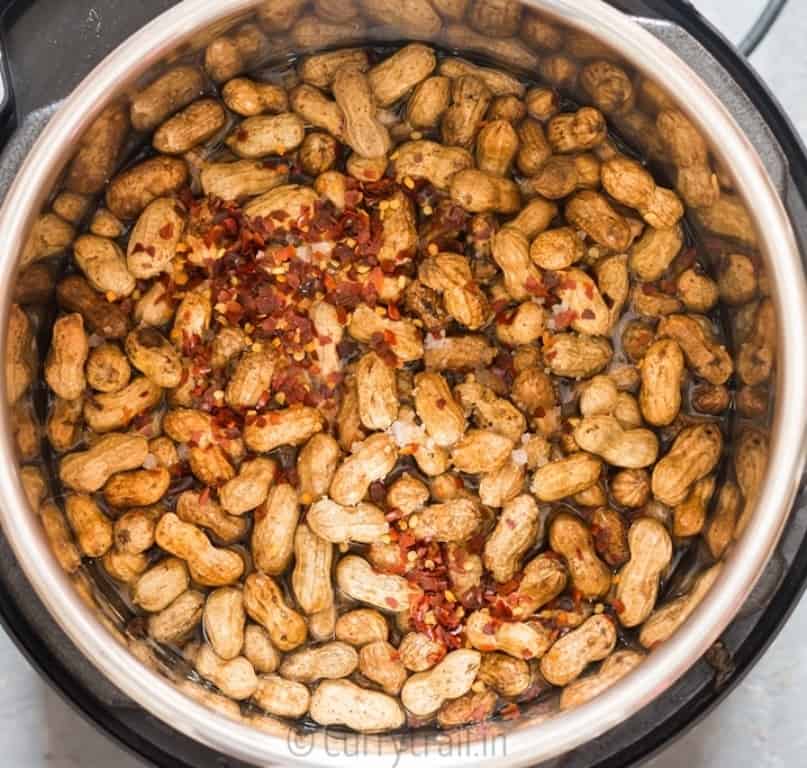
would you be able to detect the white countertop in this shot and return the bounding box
[2,1,806,765]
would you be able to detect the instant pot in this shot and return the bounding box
[0,1,806,767]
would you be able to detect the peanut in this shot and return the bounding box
[400,649,481,716]
[336,554,418,613]
[531,453,602,502]
[60,433,148,492]
[133,557,189,613]
[651,423,723,506]
[640,564,723,648]
[292,522,334,614]
[466,610,552,659]
[45,313,88,400]
[540,615,617,686]
[548,512,612,598]
[155,513,244,587]
[310,679,404,732]
[280,641,358,683]
[252,674,310,718]
[62,493,112,559]
[614,518,672,627]
[148,590,205,644]
[560,649,644,710]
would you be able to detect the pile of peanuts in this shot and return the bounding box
[7,0,776,735]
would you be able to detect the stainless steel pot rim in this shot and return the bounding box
[0,1,804,766]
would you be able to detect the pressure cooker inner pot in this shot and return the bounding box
[3,0,784,761]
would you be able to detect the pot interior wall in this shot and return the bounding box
[3,0,777,760]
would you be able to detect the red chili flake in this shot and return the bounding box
[611,598,626,614]
[482,621,497,635]
[552,309,578,329]
[199,487,211,505]
[159,222,174,239]
[505,517,516,529]
[436,398,447,410]
[584,282,594,299]
[387,303,401,321]
[385,596,399,609]
[581,308,595,320]
[500,703,521,721]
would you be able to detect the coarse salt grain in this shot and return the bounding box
[511,448,528,466]
[142,454,158,470]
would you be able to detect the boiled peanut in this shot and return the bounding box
[651,423,723,506]
[542,332,613,379]
[307,497,388,544]
[133,557,189,612]
[60,433,148,492]
[560,649,644,710]
[244,625,280,674]
[85,343,130,393]
[574,415,658,469]
[106,156,188,220]
[391,140,473,190]
[540,615,617,686]
[222,78,288,117]
[176,490,248,545]
[148,589,205,644]
[292,522,333,615]
[640,564,722,648]
[45,313,88,400]
[466,611,552,659]
[509,554,568,619]
[195,644,257,700]
[329,433,397,506]
[566,191,631,252]
[251,483,299,574]
[359,640,408,695]
[451,169,520,215]
[400,649,481,717]
[673,475,716,538]
[705,481,741,559]
[299,48,369,89]
[639,339,684,426]
[201,160,288,201]
[484,494,540,582]
[65,103,129,195]
[204,23,271,83]
[280,641,358,683]
[225,113,304,159]
[614,518,672,627]
[549,512,612,598]
[243,572,307,651]
[333,64,390,159]
[310,679,404,732]
[73,235,135,299]
[531,453,602,502]
[155,513,244,587]
[477,651,531,697]
[297,433,341,503]
[252,674,310,718]
[368,44,436,107]
[243,406,323,452]
[103,466,170,508]
[337,555,417,613]
[113,505,161,555]
[63,493,112,558]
